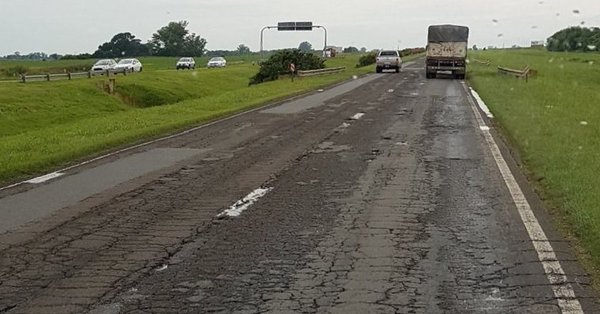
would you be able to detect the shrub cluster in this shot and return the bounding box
[356,52,377,67]
[1,65,29,77]
[249,49,324,85]
[400,47,426,57]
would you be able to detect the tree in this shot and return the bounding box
[93,32,149,58]
[236,44,251,55]
[298,41,313,52]
[547,26,600,52]
[343,46,359,53]
[250,49,324,85]
[149,21,207,56]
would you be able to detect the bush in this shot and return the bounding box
[357,52,377,67]
[249,49,324,85]
[3,65,29,76]
[400,47,425,57]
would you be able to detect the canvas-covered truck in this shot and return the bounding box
[426,25,469,79]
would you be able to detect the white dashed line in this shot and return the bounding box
[217,187,273,218]
[25,172,64,184]
[350,113,365,120]
[463,82,583,314]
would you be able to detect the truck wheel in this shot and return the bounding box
[376,67,382,73]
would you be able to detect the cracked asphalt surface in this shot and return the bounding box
[1,60,599,313]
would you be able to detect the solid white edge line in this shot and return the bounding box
[462,82,583,314]
[469,87,494,119]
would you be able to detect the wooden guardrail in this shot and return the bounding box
[297,67,346,77]
[20,69,132,83]
[497,65,537,82]
[472,58,491,66]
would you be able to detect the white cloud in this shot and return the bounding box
[1,0,598,55]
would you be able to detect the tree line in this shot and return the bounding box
[1,21,255,60]
[547,26,600,52]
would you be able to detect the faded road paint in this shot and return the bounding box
[464,82,584,314]
[217,187,273,217]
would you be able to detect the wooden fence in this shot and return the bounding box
[297,67,346,77]
[497,65,537,82]
[20,69,132,83]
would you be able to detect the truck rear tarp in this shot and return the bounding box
[427,25,469,43]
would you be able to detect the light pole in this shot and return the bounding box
[313,25,328,50]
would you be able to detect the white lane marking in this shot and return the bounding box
[217,187,273,218]
[156,264,168,272]
[25,172,64,184]
[350,113,365,120]
[463,82,583,314]
[2,75,377,193]
[469,87,494,119]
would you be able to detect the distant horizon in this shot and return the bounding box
[2,0,598,56]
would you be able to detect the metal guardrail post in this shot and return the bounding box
[46,74,51,82]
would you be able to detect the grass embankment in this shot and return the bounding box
[0,54,377,184]
[468,49,600,287]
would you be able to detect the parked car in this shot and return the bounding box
[176,57,195,70]
[114,58,143,73]
[207,57,227,68]
[91,59,117,73]
[375,50,402,73]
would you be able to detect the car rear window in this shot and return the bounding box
[380,51,398,56]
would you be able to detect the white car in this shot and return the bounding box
[207,57,227,68]
[91,59,117,73]
[176,57,195,70]
[375,50,402,73]
[114,58,143,73]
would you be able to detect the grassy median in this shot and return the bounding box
[0,54,392,184]
[467,48,600,286]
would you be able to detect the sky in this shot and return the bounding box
[1,0,599,55]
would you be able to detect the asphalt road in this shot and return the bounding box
[0,60,599,314]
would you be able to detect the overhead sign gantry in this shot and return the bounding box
[260,22,327,52]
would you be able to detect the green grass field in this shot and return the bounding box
[467,48,600,286]
[0,53,397,184]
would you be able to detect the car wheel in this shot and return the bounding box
[376,67,382,73]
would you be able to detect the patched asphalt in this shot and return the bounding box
[0,60,598,313]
